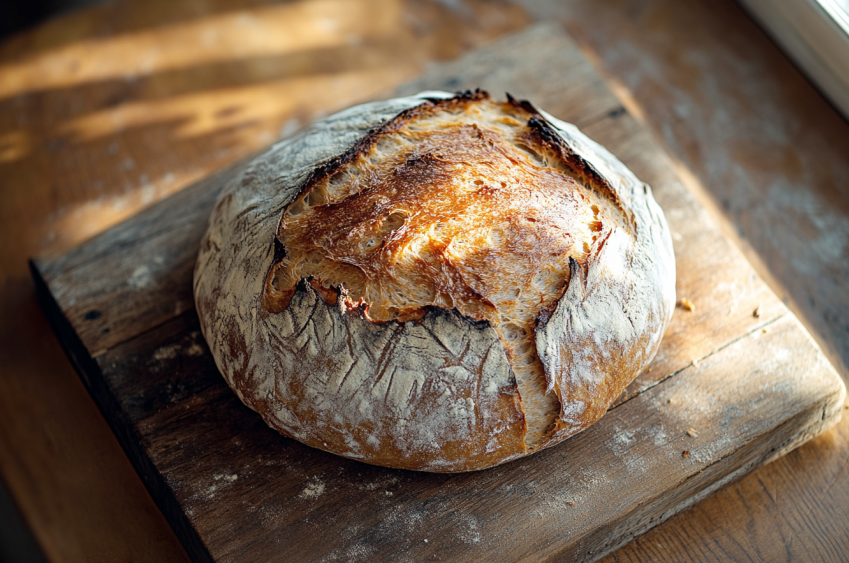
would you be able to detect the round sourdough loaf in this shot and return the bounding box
[193,90,676,472]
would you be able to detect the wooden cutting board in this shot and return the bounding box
[31,24,845,563]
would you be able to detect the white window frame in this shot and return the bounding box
[739,0,849,120]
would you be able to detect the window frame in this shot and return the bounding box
[739,0,849,120]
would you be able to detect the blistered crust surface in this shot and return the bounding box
[272,95,630,448]
[194,91,676,472]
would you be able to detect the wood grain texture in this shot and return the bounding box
[5,0,849,562]
[32,24,845,563]
[505,2,849,561]
[0,2,530,562]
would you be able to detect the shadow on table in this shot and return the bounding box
[0,476,47,563]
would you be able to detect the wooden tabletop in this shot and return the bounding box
[1,0,847,561]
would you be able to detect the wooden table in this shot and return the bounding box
[1,0,847,561]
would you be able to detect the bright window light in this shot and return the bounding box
[740,0,849,120]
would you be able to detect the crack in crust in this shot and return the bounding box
[194,89,676,472]
[265,90,630,449]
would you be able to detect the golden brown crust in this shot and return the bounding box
[193,90,676,472]
[271,92,629,447]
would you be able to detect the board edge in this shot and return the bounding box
[29,258,216,563]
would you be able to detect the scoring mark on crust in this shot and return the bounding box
[264,90,634,449]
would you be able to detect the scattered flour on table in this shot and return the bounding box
[198,473,238,500]
[604,423,670,472]
[300,477,326,499]
[578,468,610,491]
[129,264,153,289]
[687,436,735,464]
[359,474,400,492]
[455,515,482,545]
[608,427,637,456]
[153,336,205,361]
[128,255,165,290]
[606,426,646,471]
[316,543,375,563]
[154,344,179,361]
[533,491,580,521]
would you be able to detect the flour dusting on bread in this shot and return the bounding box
[271,95,629,448]
[194,90,676,472]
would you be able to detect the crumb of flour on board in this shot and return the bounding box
[154,342,204,361]
[199,473,238,500]
[686,428,698,438]
[299,477,326,499]
[677,298,695,312]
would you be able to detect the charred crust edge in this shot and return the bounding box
[278,88,492,241]
[524,116,623,211]
[504,92,622,214]
[267,89,500,319]
[505,92,539,115]
[286,277,501,334]
[268,89,625,331]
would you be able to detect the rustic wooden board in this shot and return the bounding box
[31,24,845,563]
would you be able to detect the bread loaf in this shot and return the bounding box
[193,90,676,472]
